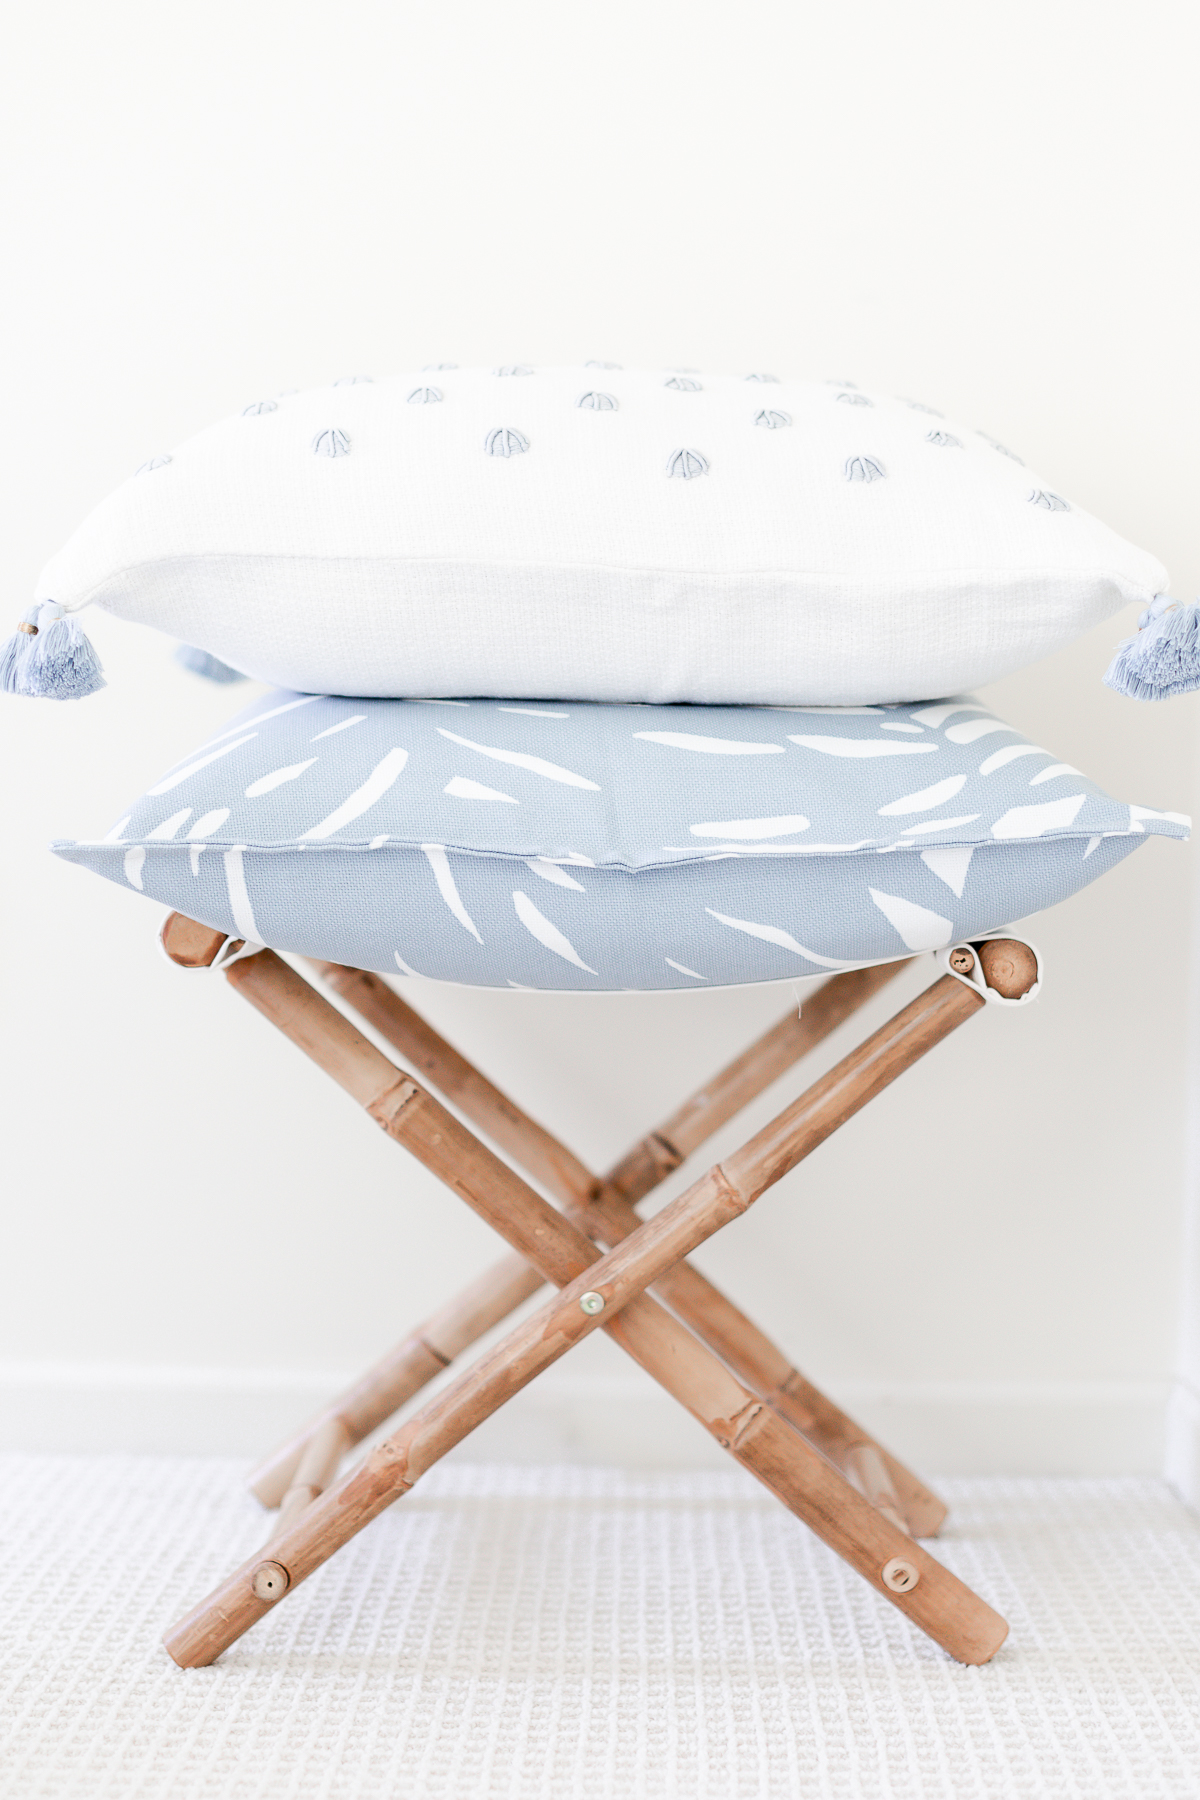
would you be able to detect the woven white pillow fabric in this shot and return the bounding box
[36,366,1167,706]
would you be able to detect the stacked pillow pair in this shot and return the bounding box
[37,365,1191,989]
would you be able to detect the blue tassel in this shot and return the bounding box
[0,606,40,694]
[174,644,248,684]
[1104,597,1200,701]
[17,602,105,700]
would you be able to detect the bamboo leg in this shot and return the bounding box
[248,1252,541,1507]
[269,1416,351,1541]
[300,954,940,1533]
[165,950,1012,1666]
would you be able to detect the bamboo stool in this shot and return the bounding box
[158,914,1038,1668]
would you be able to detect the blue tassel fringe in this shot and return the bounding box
[2,604,105,700]
[174,644,247,684]
[20,607,106,699]
[1104,598,1200,701]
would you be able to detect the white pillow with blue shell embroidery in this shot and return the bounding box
[13,364,1189,707]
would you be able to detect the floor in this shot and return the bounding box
[1,1457,1199,1799]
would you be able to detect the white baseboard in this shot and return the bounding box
[0,1361,1173,1476]
[1165,1379,1200,1504]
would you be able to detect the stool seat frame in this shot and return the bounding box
[156,913,1039,1668]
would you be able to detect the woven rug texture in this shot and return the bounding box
[1,1457,1199,1799]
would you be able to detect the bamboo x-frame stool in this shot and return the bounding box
[159,912,1040,1667]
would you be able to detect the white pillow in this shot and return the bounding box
[36,365,1167,706]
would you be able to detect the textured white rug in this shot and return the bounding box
[1,1458,1199,1799]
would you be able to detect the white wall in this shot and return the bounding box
[2,0,1197,1476]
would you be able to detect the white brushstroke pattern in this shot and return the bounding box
[1084,837,1101,859]
[787,736,938,758]
[526,858,585,890]
[979,744,1052,776]
[421,845,483,942]
[877,775,966,816]
[438,728,599,788]
[664,839,877,857]
[223,847,261,942]
[444,775,518,803]
[705,909,854,966]
[497,705,569,718]
[944,719,1018,744]
[665,959,707,980]
[1029,763,1082,785]
[393,951,422,976]
[102,816,131,844]
[311,715,365,741]
[899,814,980,835]
[689,815,810,839]
[879,722,925,733]
[910,702,992,727]
[369,835,388,848]
[187,808,230,839]
[146,808,191,840]
[147,734,258,795]
[189,844,203,877]
[245,758,317,798]
[867,888,954,950]
[512,891,597,973]
[991,795,1087,838]
[920,845,974,896]
[634,731,784,755]
[123,847,145,890]
[1130,804,1190,829]
[301,749,409,839]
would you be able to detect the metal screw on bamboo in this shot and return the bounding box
[250,1562,289,1601]
[882,1557,920,1593]
[162,943,1021,1668]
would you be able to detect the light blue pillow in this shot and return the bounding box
[52,691,1188,990]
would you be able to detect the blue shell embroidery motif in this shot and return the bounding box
[925,430,962,448]
[664,376,702,392]
[136,455,172,474]
[485,427,530,458]
[494,366,533,377]
[333,375,372,386]
[1028,489,1070,511]
[577,391,619,411]
[837,392,872,407]
[585,360,622,369]
[407,387,443,404]
[666,448,709,479]
[242,400,278,416]
[754,409,791,430]
[744,373,780,383]
[312,429,351,458]
[845,456,886,483]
